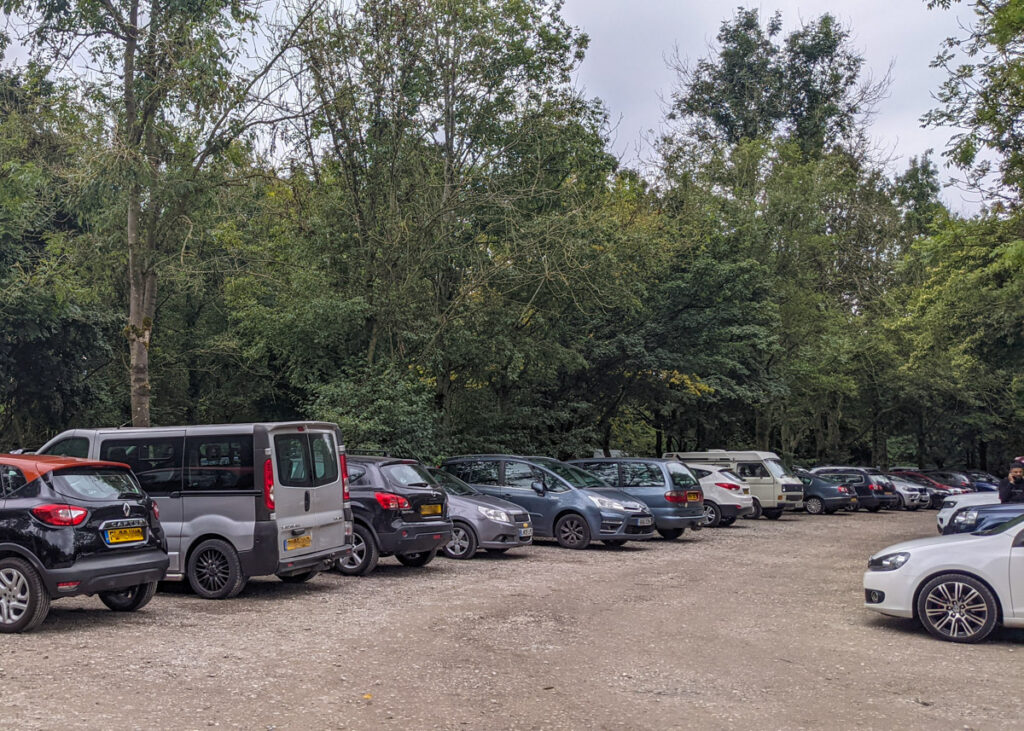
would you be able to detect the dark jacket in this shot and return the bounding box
[998,477,1024,503]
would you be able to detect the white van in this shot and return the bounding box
[37,422,353,598]
[663,450,804,519]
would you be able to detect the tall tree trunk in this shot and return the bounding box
[127,209,156,426]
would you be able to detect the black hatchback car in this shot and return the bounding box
[338,457,452,576]
[0,455,168,633]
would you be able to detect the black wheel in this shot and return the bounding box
[895,494,905,510]
[745,498,762,520]
[906,502,920,512]
[867,505,882,513]
[916,573,998,643]
[485,548,510,554]
[554,513,591,549]
[338,523,379,576]
[277,570,320,584]
[719,516,736,527]
[658,528,684,540]
[99,581,158,612]
[396,550,437,567]
[0,557,50,633]
[442,522,478,560]
[805,497,824,515]
[701,501,722,528]
[187,539,246,599]
[763,509,783,520]
[603,539,628,547]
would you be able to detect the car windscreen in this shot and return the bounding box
[765,459,794,479]
[531,458,606,488]
[49,469,144,501]
[428,469,477,496]
[382,463,436,487]
[974,512,1024,536]
[666,462,698,488]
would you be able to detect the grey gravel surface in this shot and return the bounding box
[3,509,1022,730]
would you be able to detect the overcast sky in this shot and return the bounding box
[560,0,978,210]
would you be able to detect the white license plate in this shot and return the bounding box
[637,517,653,526]
[519,526,533,538]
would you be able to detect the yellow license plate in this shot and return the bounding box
[286,535,312,551]
[850,497,858,503]
[420,504,442,516]
[686,492,701,502]
[106,527,144,544]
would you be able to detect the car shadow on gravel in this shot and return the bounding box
[864,614,1024,645]
[38,605,156,633]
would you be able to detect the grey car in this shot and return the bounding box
[427,468,533,559]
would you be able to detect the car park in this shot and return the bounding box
[925,470,979,492]
[680,463,755,527]
[37,423,353,598]
[441,455,655,548]
[941,502,1024,535]
[567,458,704,539]
[864,513,1024,643]
[0,455,169,632]
[664,450,803,519]
[793,469,854,514]
[886,475,931,511]
[426,467,532,559]
[936,492,1001,533]
[964,470,1000,491]
[890,470,968,504]
[340,457,452,574]
[810,466,899,512]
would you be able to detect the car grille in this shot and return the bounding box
[511,512,528,523]
[625,523,654,534]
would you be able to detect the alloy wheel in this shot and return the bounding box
[447,526,471,557]
[194,549,230,593]
[924,581,989,640]
[342,532,366,570]
[559,517,586,546]
[702,505,715,525]
[0,568,29,625]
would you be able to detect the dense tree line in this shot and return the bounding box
[0,0,1021,470]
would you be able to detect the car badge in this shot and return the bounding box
[123,502,131,517]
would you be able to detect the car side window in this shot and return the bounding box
[579,462,619,485]
[186,435,254,491]
[0,465,26,497]
[690,468,710,479]
[451,460,499,485]
[348,466,368,485]
[738,462,769,478]
[100,438,184,495]
[41,437,89,458]
[622,462,665,487]
[504,461,538,488]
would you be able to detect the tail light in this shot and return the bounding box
[664,490,687,503]
[375,492,410,510]
[715,482,741,491]
[339,453,350,501]
[32,504,87,526]
[263,458,275,510]
[151,501,160,520]
[868,483,882,492]
[837,486,848,494]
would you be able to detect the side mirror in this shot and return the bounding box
[531,481,546,495]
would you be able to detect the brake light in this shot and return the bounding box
[31,504,87,526]
[375,492,410,510]
[151,501,160,520]
[837,486,847,494]
[340,453,350,501]
[715,482,741,491]
[664,490,687,503]
[263,459,275,510]
[868,483,882,492]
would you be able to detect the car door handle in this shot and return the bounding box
[168,491,181,498]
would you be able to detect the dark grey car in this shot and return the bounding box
[427,468,533,559]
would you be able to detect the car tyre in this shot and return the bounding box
[338,523,379,577]
[866,505,882,513]
[396,550,437,567]
[0,557,50,633]
[442,522,478,560]
[702,501,722,528]
[719,516,736,527]
[99,581,158,612]
[916,573,998,643]
[805,497,824,515]
[554,513,591,549]
[187,539,247,600]
[895,494,905,510]
[744,498,762,520]
[763,509,783,520]
[277,570,320,584]
[657,528,684,540]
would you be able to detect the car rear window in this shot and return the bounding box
[274,432,340,487]
[49,469,144,500]
[382,463,435,487]
[720,469,743,483]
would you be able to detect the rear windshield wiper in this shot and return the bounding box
[406,482,430,487]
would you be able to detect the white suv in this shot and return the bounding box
[936,492,1001,533]
[685,463,755,527]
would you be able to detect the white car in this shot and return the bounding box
[685,463,755,527]
[863,514,1024,642]
[936,492,1002,533]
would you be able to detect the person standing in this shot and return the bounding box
[998,463,1024,503]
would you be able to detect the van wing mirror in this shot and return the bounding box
[531,480,546,494]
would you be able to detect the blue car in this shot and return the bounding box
[943,502,1024,534]
[440,455,656,549]
[567,458,704,539]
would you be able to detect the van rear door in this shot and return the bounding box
[268,425,348,566]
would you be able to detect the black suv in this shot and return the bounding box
[0,455,168,633]
[809,466,899,512]
[338,457,452,576]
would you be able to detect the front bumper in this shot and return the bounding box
[596,512,656,541]
[44,547,169,597]
[863,569,915,618]
[477,519,534,550]
[277,543,352,576]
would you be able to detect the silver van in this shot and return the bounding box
[37,423,352,598]
[663,450,804,519]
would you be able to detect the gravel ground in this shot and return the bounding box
[3,509,1022,730]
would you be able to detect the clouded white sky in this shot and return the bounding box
[561,0,978,210]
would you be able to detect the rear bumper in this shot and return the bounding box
[652,507,703,531]
[379,521,453,556]
[277,544,352,576]
[720,503,754,519]
[44,548,169,597]
[822,496,852,509]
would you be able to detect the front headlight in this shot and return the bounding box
[867,552,910,571]
[953,509,978,526]
[588,495,626,511]
[477,506,511,523]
